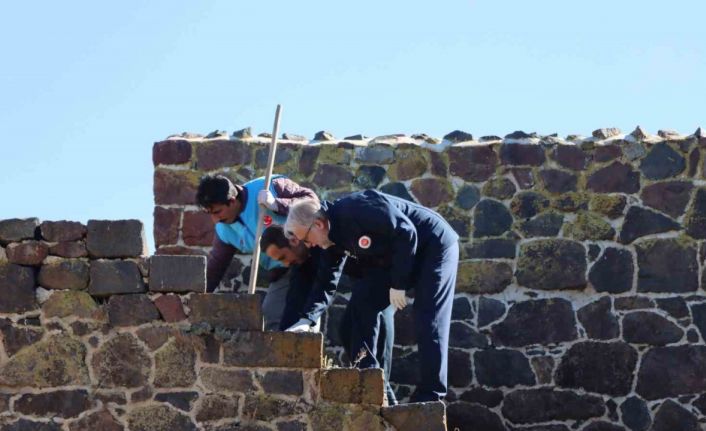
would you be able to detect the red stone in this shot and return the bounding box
[49,241,87,258]
[448,145,498,182]
[40,221,86,242]
[153,169,200,205]
[500,144,546,166]
[156,245,207,256]
[154,295,187,322]
[594,145,622,162]
[554,145,591,170]
[6,241,48,265]
[154,207,180,247]
[153,139,192,166]
[182,211,214,246]
[195,139,252,170]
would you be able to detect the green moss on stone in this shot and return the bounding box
[564,211,615,241]
[42,290,98,319]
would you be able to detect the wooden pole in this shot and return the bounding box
[247,105,282,295]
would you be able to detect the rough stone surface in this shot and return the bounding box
[519,212,563,237]
[502,388,604,424]
[464,238,516,259]
[692,302,706,340]
[320,368,385,405]
[195,139,251,170]
[639,143,686,180]
[154,337,197,387]
[6,240,49,265]
[0,262,37,313]
[181,211,214,246]
[649,400,699,431]
[564,211,615,241]
[641,181,693,218]
[200,367,255,393]
[516,239,586,290]
[478,297,506,327]
[578,297,619,340]
[500,144,546,166]
[1,420,63,431]
[540,169,577,193]
[0,218,39,243]
[492,299,577,347]
[223,332,322,368]
[511,191,550,219]
[447,402,505,431]
[449,322,488,348]
[0,334,89,387]
[448,146,497,182]
[107,294,160,326]
[636,238,698,293]
[482,177,517,199]
[87,219,147,258]
[153,139,192,165]
[410,177,453,207]
[154,207,180,247]
[587,162,640,193]
[635,345,706,399]
[590,194,627,219]
[189,293,262,330]
[89,260,146,296]
[14,390,91,418]
[92,334,150,388]
[619,206,680,244]
[259,370,304,395]
[381,401,446,431]
[128,404,196,431]
[475,349,536,387]
[38,258,89,290]
[473,199,513,237]
[149,255,206,293]
[153,294,187,322]
[456,260,513,294]
[620,397,651,431]
[48,240,87,258]
[622,311,684,345]
[42,290,98,319]
[195,394,240,422]
[685,188,706,239]
[556,341,638,396]
[40,221,86,242]
[589,247,634,293]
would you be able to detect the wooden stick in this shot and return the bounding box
[247,105,282,295]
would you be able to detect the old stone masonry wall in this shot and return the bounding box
[0,219,446,430]
[154,126,706,431]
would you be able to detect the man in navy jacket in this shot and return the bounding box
[285,190,459,403]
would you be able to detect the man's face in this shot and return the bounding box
[205,199,239,224]
[265,242,308,267]
[288,219,333,249]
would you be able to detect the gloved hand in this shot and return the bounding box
[389,288,407,310]
[258,190,277,210]
[285,318,313,333]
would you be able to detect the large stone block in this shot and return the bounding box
[622,311,684,345]
[446,402,504,431]
[14,390,91,418]
[500,144,546,166]
[48,240,88,258]
[410,178,453,208]
[127,405,196,431]
[540,169,577,193]
[6,240,49,265]
[587,162,640,194]
[67,409,123,431]
[320,368,385,405]
[195,139,252,170]
[223,332,322,368]
[635,345,706,399]
[456,260,512,294]
[86,219,147,258]
[641,181,693,218]
[448,145,498,182]
[491,298,577,347]
[474,349,536,388]
[516,239,586,290]
[640,142,686,180]
[243,394,309,423]
[38,258,89,290]
[181,211,214,246]
[650,400,700,431]
[259,370,304,396]
[381,401,446,431]
[107,294,160,326]
[473,199,513,237]
[89,260,146,296]
[188,293,262,331]
[153,206,180,247]
[195,394,240,422]
[154,168,201,205]
[149,255,206,293]
[577,297,619,340]
[40,220,86,242]
[153,139,192,165]
[0,217,39,244]
[200,367,255,393]
[619,206,681,244]
[92,333,151,388]
[501,388,605,424]
[589,247,634,293]
[154,337,196,387]
[313,164,354,188]
[555,341,638,396]
[554,145,590,170]
[636,238,698,293]
[0,334,89,388]
[0,262,37,313]
[620,396,651,431]
[154,294,187,322]
[42,290,98,319]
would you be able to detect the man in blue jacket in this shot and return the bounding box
[284,190,459,403]
[196,174,318,331]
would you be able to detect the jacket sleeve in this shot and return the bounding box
[206,235,238,292]
[271,177,319,215]
[300,247,347,323]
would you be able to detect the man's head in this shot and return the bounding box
[196,175,242,224]
[285,199,334,249]
[260,225,309,266]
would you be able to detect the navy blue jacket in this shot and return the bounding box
[301,190,458,321]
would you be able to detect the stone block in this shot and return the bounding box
[448,145,498,182]
[14,390,91,418]
[107,294,159,326]
[154,392,198,411]
[195,139,252,170]
[475,349,536,388]
[89,260,146,296]
[92,333,151,388]
[447,401,504,431]
[516,239,587,291]
[200,367,255,393]
[40,220,86,242]
[635,345,706,400]
[68,409,123,431]
[0,321,44,356]
[154,294,187,322]
[128,405,196,431]
[555,341,638,396]
[259,370,304,395]
[0,262,37,313]
[492,298,577,347]
[501,388,604,424]
[223,332,322,368]
[6,240,49,265]
[381,401,446,431]
[48,240,87,258]
[320,368,384,405]
[500,143,546,166]
[149,255,206,293]
[188,293,262,331]
[153,139,192,165]
[155,337,196,387]
[195,394,240,422]
[181,211,214,246]
[0,217,39,244]
[622,311,684,345]
[86,219,147,258]
[38,258,89,290]
[42,290,98,319]
[154,206,180,247]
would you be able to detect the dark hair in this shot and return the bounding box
[260,225,290,251]
[196,174,237,208]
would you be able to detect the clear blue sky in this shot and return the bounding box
[2,1,705,252]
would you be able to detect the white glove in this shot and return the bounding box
[258,190,277,210]
[389,288,407,310]
[285,318,313,333]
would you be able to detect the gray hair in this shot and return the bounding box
[285,199,324,237]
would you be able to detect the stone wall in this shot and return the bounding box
[0,219,444,430]
[153,126,706,431]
